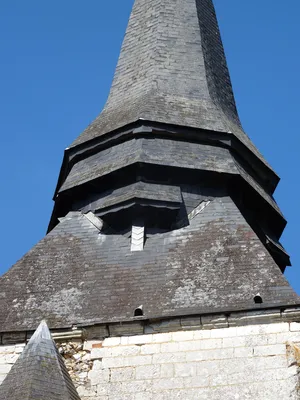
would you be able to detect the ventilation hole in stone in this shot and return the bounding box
[254,295,263,304]
[134,306,144,317]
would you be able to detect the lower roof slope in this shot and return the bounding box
[0,196,297,332]
[0,321,81,400]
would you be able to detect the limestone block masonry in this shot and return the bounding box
[0,343,25,385]
[1,322,300,399]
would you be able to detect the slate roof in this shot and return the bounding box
[59,138,282,219]
[0,197,297,332]
[60,139,238,193]
[0,321,81,400]
[76,181,182,214]
[1,0,297,336]
[69,0,270,172]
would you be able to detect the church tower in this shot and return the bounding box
[1,1,300,399]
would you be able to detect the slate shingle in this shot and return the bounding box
[69,0,271,173]
[60,139,237,192]
[0,198,297,332]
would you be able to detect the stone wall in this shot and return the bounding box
[0,343,25,385]
[1,322,300,399]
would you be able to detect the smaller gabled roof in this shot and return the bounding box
[0,321,81,400]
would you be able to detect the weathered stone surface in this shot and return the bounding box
[1,332,26,345]
[64,323,300,399]
[86,326,109,340]
[58,340,93,386]
[1,323,300,399]
[80,323,299,399]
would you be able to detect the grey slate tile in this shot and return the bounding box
[0,198,297,332]
[69,0,272,173]
[60,138,237,192]
[77,182,182,213]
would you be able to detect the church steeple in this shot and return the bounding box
[68,0,272,172]
[72,0,243,147]
[0,0,298,333]
[50,0,283,246]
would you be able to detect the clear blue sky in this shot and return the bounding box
[0,0,299,294]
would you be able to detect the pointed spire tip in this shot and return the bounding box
[29,320,52,343]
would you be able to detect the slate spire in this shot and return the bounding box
[69,0,267,169]
[0,321,81,400]
[72,0,243,146]
[50,0,282,234]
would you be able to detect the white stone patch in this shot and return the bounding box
[131,223,145,252]
[188,200,211,221]
[84,212,103,231]
[0,344,24,384]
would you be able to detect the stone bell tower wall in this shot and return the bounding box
[1,320,300,399]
